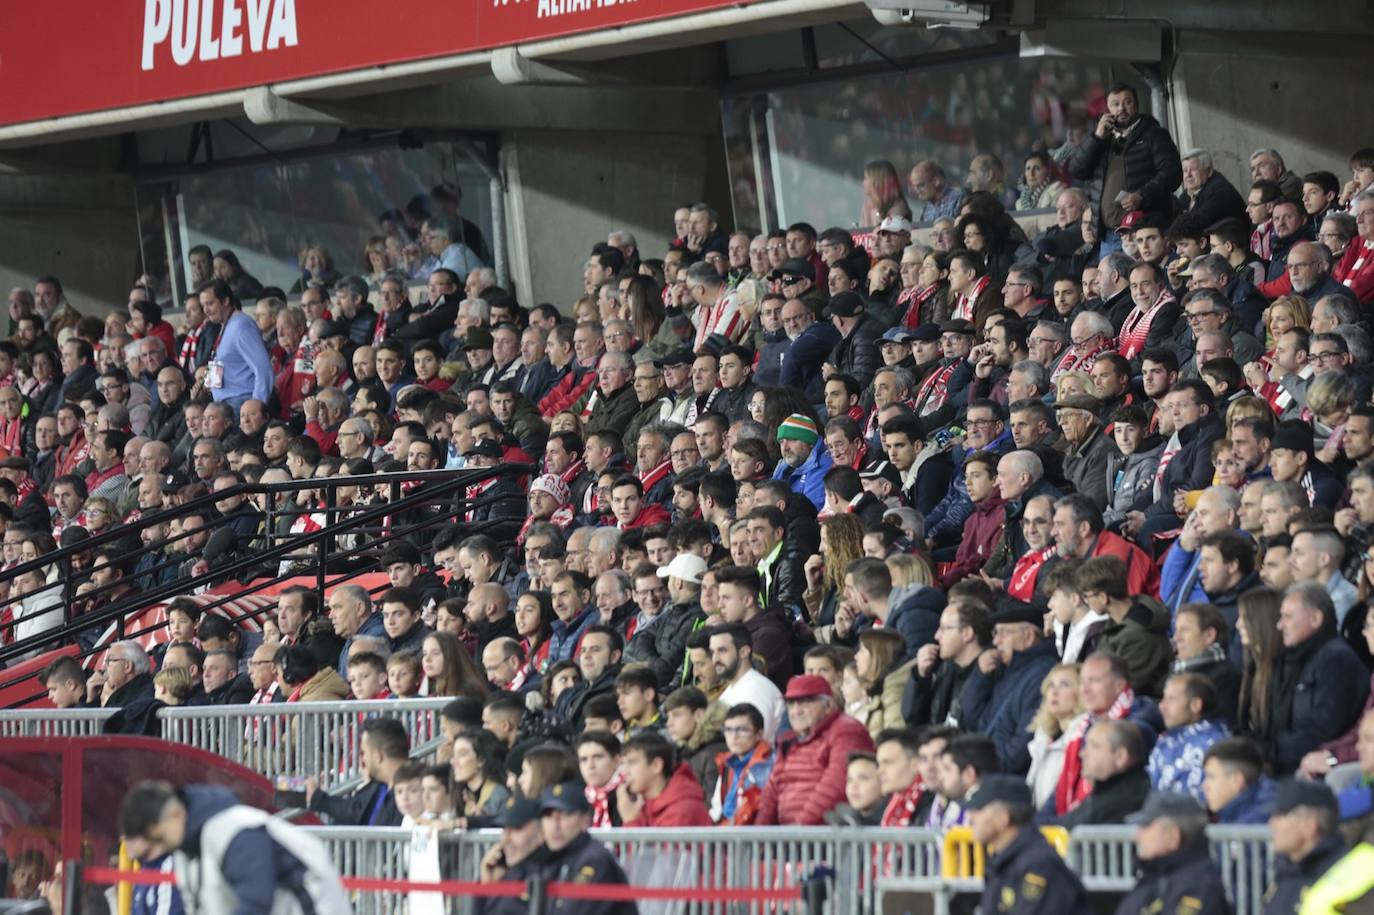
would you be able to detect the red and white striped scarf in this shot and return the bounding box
[1251,222,1274,263]
[0,416,22,456]
[1055,687,1135,815]
[1116,290,1176,361]
[1052,339,1112,382]
[640,458,672,495]
[900,284,942,329]
[0,601,14,645]
[951,276,990,322]
[179,323,202,374]
[516,505,574,544]
[465,477,500,522]
[915,364,957,416]
[587,770,626,828]
[1258,364,1315,417]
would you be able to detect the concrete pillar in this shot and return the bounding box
[1171,31,1370,188]
[501,127,727,307]
[0,173,139,309]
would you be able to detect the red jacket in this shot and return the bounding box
[937,493,1005,589]
[1335,239,1374,305]
[1090,531,1160,598]
[619,503,671,530]
[626,763,713,827]
[540,361,598,418]
[756,709,875,825]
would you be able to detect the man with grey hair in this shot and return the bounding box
[328,584,383,679]
[337,416,375,462]
[1177,147,1246,227]
[1006,360,1049,403]
[1026,186,1088,286]
[1334,190,1374,305]
[583,349,639,438]
[907,160,965,222]
[586,528,623,579]
[1311,293,1360,334]
[1250,147,1303,200]
[1091,250,1136,329]
[423,219,482,279]
[347,635,391,664]
[1263,582,1368,773]
[87,639,154,708]
[1318,211,1357,259]
[1159,485,1241,609]
[1266,240,1346,303]
[607,230,638,267]
[1054,310,1115,381]
[464,265,497,301]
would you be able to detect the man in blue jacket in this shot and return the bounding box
[120,781,348,915]
[778,299,840,406]
[772,414,832,511]
[959,597,1060,774]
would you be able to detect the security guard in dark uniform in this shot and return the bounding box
[1263,780,1346,915]
[477,795,551,915]
[539,780,639,915]
[967,774,1091,915]
[1117,791,1232,915]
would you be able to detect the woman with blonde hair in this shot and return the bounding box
[1224,395,1274,435]
[856,627,916,737]
[1026,663,1084,807]
[1055,371,1097,401]
[861,159,913,226]
[1244,293,1315,402]
[1307,370,1358,453]
[802,514,864,631]
[290,244,340,294]
[886,552,935,589]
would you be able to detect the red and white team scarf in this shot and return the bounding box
[0,416,22,456]
[464,477,501,522]
[694,288,748,351]
[516,505,574,544]
[1251,222,1274,263]
[179,323,202,374]
[951,276,990,322]
[900,284,942,329]
[1055,687,1136,815]
[1051,340,1112,382]
[915,364,957,416]
[1116,290,1176,361]
[1258,364,1316,417]
[587,770,626,828]
[640,458,672,496]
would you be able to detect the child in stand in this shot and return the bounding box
[347,652,391,700]
[393,761,428,828]
[387,651,422,698]
[153,667,195,707]
[419,765,457,824]
[1042,560,1108,664]
[841,661,868,720]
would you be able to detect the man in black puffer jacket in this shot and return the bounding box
[824,292,884,389]
[1068,84,1182,234]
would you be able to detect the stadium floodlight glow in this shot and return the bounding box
[863,0,991,29]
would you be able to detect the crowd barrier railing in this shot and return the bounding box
[300,824,1277,915]
[0,698,450,784]
[158,697,451,784]
[0,707,114,738]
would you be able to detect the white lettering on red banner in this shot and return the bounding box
[532,0,640,19]
[141,0,298,71]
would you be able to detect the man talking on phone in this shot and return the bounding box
[1067,84,1183,243]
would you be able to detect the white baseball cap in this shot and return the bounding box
[656,553,708,584]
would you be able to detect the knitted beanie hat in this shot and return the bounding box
[776,413,819,445]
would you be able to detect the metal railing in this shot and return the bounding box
[159,697,451,783]
[0,461,531,703]
[0,698,450,783]
[300,824,1278,915]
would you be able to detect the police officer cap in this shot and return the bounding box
[989,595,1041,626]
[538,779,592,814]
[963,774,1032,811]
[1274,778,1338,816]
[1125,790,1206,825]
[492,794,544,828]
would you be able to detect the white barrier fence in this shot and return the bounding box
[300,824,1277,915]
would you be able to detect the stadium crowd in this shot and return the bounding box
[8,80,1374,913]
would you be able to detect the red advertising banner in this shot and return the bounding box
[0,0,764,128]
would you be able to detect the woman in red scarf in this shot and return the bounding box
[899,249,953,329]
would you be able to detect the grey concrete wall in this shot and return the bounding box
[1171,31,1369,191]
[0,174,140,311]
[501,128,728,307]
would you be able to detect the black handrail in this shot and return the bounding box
[0,462,533,687]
